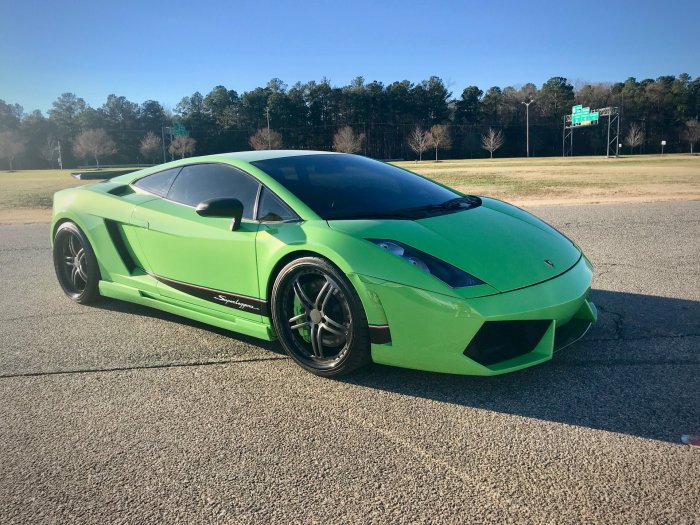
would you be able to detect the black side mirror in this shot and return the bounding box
[196,198,244,231]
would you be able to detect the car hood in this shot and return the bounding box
[327,198,581,292]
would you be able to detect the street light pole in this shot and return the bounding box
[521,99,534,157]
[265,106,271,149]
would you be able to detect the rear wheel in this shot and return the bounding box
[271,257,371,377]
[53,221,101,303]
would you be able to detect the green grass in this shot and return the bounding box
[0,169,94,209]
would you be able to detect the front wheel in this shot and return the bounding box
[53,221,101,304]
[271,257,371,377]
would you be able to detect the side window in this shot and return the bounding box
[166,164,260,219]
[257,187,298,222]
[132,167,181,196]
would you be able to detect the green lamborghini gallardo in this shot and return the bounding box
[51,151,596,377]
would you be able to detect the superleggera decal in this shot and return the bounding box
[152,274,269,316]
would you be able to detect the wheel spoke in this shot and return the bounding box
[315,280,333,309]
[64,255,74,267]
[324,315,346,332]
[71,266,81,287]
[320,322,344,337]
[68,234,79,256]
[292,279,314,310]
[288,312,306,323]
[76,252,88,280]
[310,324,324,358]
[289,312,309,330]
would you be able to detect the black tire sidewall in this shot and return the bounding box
[53,221,101,304]
[271,257,370,377]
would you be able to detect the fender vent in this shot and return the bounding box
[104,219,140,273]
[108,184,135,197]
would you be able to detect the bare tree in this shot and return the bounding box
[168,136,197,159]
[684,120,700,154]
[249,128,283,150]
[624,123,645,154]
[481,128,505,159]
[73,129,117,167]
[38,136,58,167]
[139,131,162,163]
[426,124,452,161]
[407,127,430,161]
[0,131,26,170]
[333,126,365,153]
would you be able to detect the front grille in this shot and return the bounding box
[464,320,551,366]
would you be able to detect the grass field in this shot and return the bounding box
[395,154,700,206]
[1,154,699,224]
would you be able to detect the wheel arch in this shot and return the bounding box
[265,249,342,306]
[262,248,388,327]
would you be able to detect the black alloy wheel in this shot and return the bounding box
[271,257,370,377]
[53,221,101,303]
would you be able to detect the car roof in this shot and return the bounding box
[214,150,338,162]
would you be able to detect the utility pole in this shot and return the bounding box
[57,140,63,169]
[160,126,167,163]
[265,106,271,149]
[521,99,534,157]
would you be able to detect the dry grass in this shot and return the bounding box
[0,154,698,224]
[393,154,700,206]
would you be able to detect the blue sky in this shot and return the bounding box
[1,0,698,113]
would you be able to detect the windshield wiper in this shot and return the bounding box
[402,196,482,214]
[326,210,417,220]
[325,197,481,221]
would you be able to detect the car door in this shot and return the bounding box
[131,163,264,322]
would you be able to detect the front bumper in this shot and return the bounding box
[352,256,596,376]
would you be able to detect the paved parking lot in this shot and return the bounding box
[1,201,699,523]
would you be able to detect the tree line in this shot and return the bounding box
[1,74,699,169]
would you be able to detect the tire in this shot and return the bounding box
[271,257,371,377]
[53,221,101,304]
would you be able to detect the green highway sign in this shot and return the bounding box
[171,123,188,136]
[570,105,599,126]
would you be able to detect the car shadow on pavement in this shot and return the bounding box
[88,289,698,443]
[89,299,286,356]
[344,289,700,444]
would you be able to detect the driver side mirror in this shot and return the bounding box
[196,198,244,231]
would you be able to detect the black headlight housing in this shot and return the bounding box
[369,239,484,288]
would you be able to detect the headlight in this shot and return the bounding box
[369,239,484,288]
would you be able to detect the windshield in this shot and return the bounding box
[250,154,462,220]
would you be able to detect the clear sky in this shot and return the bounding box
[1,0,698,113]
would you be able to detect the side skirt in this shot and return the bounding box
[99,280,276,342]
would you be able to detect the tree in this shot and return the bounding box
[481,128,505,158]
[139,131,162,163]
[454,86,483,125]
[407,127,430,161]
[72,128,117,167]
[39,135,58,166]
[624,123,645,154]
[168,135,196,159]
[48,93,86,137]
[333,126,365,153]
[426,124,452,161]
[0,131,26,170]
[249,128,283,150]
[684,120,700,153]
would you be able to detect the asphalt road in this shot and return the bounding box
[1,202,699,524]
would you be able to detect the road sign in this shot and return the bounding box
[570,105,599,126]
[171,123,187,137]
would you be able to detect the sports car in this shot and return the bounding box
[51,151,596,377]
